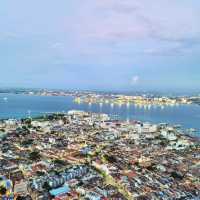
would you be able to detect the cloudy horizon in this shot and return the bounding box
[1,0,200,92]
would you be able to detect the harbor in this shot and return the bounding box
[0,93,200,137]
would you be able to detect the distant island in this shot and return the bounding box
[1,88,200,106]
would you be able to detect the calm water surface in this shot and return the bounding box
[0,93,200,136]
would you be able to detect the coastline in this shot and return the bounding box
[0,93,200,137]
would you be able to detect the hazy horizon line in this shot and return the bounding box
[0,86,200,96]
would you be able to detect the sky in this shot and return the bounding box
[0,0,200,92]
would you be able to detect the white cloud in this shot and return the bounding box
[131,75,140,85]
[67,0,200,56]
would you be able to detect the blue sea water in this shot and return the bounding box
[0,93,200,136]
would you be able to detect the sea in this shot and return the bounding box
[0,93,200,137]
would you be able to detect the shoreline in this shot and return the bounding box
[1,111,200,139]
[1,93,200,137]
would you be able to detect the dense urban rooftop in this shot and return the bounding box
[0,110,199,200]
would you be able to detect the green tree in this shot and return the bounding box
[29,151,41,161]
[0,186,6,195]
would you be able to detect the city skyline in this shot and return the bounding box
[1,0,200,91]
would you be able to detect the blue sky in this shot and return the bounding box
[0,0,200,92]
